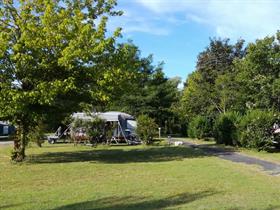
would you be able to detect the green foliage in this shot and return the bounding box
[213,112,241,145]
[181,38,245,121]
[27,121,46,147]
[214,73,244,113]
[72,117,105,139]
[196,38,245,84]
[234,32,280,111]
[136,115,158,145]
[107,47,182,135]
[238,110,277,150]
[0,0,122,161]
[181,72,212,120]
[181,31,280,151]
[187,116,212,139]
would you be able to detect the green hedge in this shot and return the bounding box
[188,115,212,139]
[237,110,277,150]
[213,112,241,145]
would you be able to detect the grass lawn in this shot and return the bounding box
[1,143,280,210]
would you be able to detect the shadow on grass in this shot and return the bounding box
[185,143,239,155]
[27,146,210,164]
[51,190,218,210]
[264,206,280,210]
[0,203,26,209]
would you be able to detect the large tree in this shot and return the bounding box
[0,0,122,161]
[181,38,245,121]
[234,32,280,111]
[106,45,181,134]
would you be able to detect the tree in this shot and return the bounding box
[136,114,158,145]
[234,32,280,111]
[181,71,213,120]
[0,0,122,161]
[181,38,245,121]
[213,72,244,113]
[107,44,181,134]
[196,38,245,84]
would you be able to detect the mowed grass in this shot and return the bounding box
[1,143,280,210]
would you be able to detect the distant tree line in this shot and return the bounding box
[180,31,280,150]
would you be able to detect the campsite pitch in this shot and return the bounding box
[1,143,280,210]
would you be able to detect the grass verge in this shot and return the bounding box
[1,143,280,210]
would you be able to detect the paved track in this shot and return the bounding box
[182,140,280,176]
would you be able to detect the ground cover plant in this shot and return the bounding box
[1,143,280,210]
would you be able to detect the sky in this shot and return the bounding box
[108,0,280,83]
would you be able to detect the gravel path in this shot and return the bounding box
[182,141,280,176]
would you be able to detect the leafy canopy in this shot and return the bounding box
[0,0,123,161]
[0,0,122,125]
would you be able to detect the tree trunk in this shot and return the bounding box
[11,123,27,162]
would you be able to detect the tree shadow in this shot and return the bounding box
[51,190,218,210]
[27,146,211,164]
[186,143,238,156]
[264,206,280,210]
[0,203,26,209]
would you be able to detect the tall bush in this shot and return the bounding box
[136,115,158,145]
[238,110,277,150]
[213,112,241,145]
[187,115,212,139]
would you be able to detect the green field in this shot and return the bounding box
[1,143,280,210]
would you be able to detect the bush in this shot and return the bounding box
[136,115,158,145]
[213,112,241,145]
[27,121,46,147]
[237,110,277,150]
[188,115,212,139]
[72,117,105,139]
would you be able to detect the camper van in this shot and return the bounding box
[71,111,139,144]
[47,111,139,145]
[0,122,15,136]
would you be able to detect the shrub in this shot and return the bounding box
[213,112,241,145]
[27,121,46,147]
[187,115,212,139]
[136,115,158,145]
[72,117,105,139]
[237,110,277,150]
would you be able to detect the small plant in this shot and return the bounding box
[136,115,158,145]
[187,115,212,139]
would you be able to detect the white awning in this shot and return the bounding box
[72,111,135,122]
